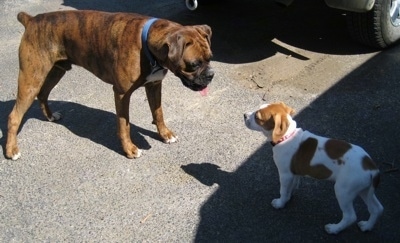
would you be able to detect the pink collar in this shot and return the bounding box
[271,129,297,146]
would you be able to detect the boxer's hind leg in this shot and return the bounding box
[37,62,70,122]
[113,87,142,159]
[145,81,178,143]
[6,61,54,160]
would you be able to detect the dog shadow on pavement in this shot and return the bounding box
[62,0,373,65]
[181,47,400,242]
[181,144,396,242]
[180,147,346,241]
[0,100,158,158]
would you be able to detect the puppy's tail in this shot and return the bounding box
[371,171,380,189]
[17,12,32,28]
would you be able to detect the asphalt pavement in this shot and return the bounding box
[1,0,399,242]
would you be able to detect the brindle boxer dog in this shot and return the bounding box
[6,10,214,160]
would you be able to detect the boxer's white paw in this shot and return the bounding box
[48,112,62,122]
[357,221,372,232]
[165,136,178,144]
[11,152,21,161]
[271,198,286,209]
[134,149,143,158]
[325,223,341,234]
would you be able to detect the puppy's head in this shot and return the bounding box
[244,102,295,143]
[164,25,214,92]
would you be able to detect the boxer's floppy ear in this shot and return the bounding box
[272,113,290,143]
[195,25,212,45]
[166,32,186,66]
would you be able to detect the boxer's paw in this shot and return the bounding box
[124,144,142,159]
[164,135,178,144]
[11,152,21,161]
[126,149,142,159]
[48,112,62,122]
[6,146,21,161]
[325,223,341,234]
[271,198,286,209]
[357,221,373,232]
[159,129,178,144]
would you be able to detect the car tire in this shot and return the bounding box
[346,0,400,48]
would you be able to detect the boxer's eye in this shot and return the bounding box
[188,61,202,71]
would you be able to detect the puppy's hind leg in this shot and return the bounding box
[357,185,384,232]
[325,182,358,234]
[37,62,70,122]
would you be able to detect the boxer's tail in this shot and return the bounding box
[17,12,32,28]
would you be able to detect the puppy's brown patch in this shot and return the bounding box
[291,137,332,179]
[325,139,352,165]
[362,156,378,170]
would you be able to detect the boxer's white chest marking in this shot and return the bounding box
[144,66,167,85]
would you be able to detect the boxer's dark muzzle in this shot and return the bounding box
[177,66,215,91]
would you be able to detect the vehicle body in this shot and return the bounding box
[185,0,400,48]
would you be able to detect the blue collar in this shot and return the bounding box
[142,18,159,67]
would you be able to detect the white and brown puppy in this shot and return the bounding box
[244,102,383,234]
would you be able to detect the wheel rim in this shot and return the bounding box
[390,0,400,26]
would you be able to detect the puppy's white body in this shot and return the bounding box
[244,102,383,234]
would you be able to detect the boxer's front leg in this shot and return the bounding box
[113,88,142,158]
[145,81,178,143]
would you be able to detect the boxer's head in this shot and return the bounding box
[164,25,214,91]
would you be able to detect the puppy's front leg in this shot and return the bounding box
[114,89,142,158]
[272,173,296,209]
[145,81,178,143]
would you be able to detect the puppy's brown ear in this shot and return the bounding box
[194,25,212,45]
[279,102,295,116]
[272,113,290,143]
[285,106,295,116]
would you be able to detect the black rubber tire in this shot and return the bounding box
[347,0,400,48]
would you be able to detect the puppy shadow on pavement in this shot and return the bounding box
[0,100,158,157]
[180,147,340,242]
[181,47,400,242]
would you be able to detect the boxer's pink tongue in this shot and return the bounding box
[199,86,209,96]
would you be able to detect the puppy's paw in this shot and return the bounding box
[325,224,341,234]
[357,221,372,232]
[271,198,286,209]
[48,112,62,122]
